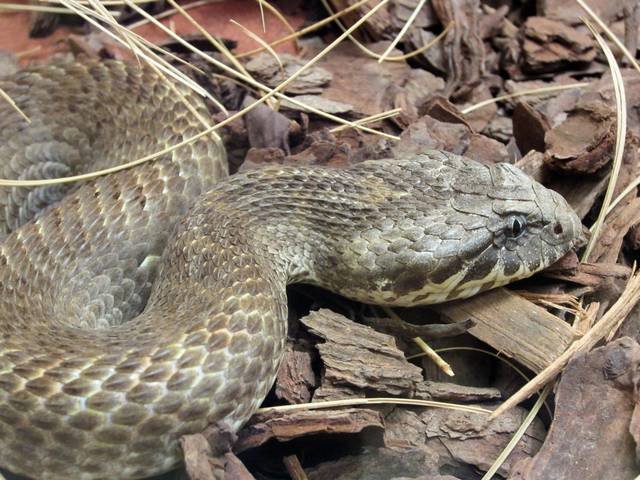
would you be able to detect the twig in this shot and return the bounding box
[413,337,455,377]
[283,455,308,480]
[461,82,589,115]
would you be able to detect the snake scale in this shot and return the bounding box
[0,59,582,479]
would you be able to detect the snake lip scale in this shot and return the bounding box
[0,59,582,479]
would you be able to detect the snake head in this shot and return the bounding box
[438,161,583,300]
[325,153,584,306]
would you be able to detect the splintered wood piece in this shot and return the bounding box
[236,408,384,452]
[433,288,577,372]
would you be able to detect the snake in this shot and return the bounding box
[0,59,582,479]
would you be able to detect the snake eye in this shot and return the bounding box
[506,215,527,239]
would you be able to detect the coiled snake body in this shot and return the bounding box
[0,60,581,479]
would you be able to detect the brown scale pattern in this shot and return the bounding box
[0,60,582,479]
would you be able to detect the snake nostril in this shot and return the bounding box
[554,223,564,235]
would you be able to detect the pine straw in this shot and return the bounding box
[257,397,491,416]
[330,107,403,133]
[482,383,553,480]
[0,0,400,188]
[320,0,454,62]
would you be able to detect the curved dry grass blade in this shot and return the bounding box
[383,21,453,62]
[238,0,373,58]
[461,82,589,115]
[230,19,283,71]
[0,88,30,124]
[255,0,297,36]
[257,397,492,416]
[330,107,402,133]
[127,0,211,30]
[320,0,451,62]
[257,0,266,32]
[377,0,427,63]
[423,346,554,419]
[582,20,627,261]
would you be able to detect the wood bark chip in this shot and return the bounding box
[306,447,442,480]
[538,0,625,25]
[245,53,332,95]
[392,112,509,164]
[544,253,631,288]
[589,197,640,264]
[319,42,444,118]
[236,408,384,453]
[544,105,615,173]
[301,309,424,397]
[521,17,595,74]
[224,453,256,480]
[181,422,241,480]
[181,433,219,480]
[512,100,550,154]
[275,340,318,405]
[392,70,446,128]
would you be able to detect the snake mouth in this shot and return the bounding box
[573,226,589,249]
